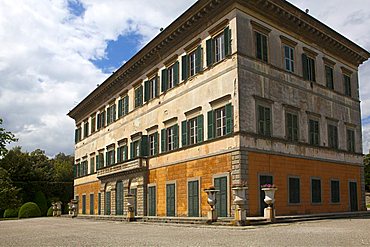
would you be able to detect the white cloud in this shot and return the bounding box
[0,0,369,156]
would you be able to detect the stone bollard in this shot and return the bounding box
[204,187,219,224]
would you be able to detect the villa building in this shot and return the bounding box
[68,0,370,217]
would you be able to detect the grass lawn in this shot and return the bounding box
[0,218,18,221]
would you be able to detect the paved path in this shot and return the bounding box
[0,216,370,246]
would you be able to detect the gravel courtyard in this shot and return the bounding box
[1,216,370,246]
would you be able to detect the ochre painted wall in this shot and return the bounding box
[248,152,362,216]
[149,153,232,217]
[75,181,101,215]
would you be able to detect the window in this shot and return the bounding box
[107,104,116,125]
[188,180,199,217]
[80,160,88,177]
[343,74,351,97]
[166,183,176,217]
[134,85,143,108]
[83,121,89,138]
[161,125,179,153]
[255,32,268,62]
[347,129,355,152]
[118,95,129,118]
[148,186,156,216]
[206,27,231,67]
[182,46,202,81]
[149,133,158,156]
[182,115,204,146]
[144,77,158,102]
[302,54,316,82]
[331,180,340,203]
[116,145,128,163]
[106,149,115,166]
[208,104,233,140]
[283,45,294,72]
[130,136,149,159]
[82,195,86,214]
[286,112,298,141]
[91,115,96,134]
[96,153,104,170]
[74,126,82,143]
[328,124,338,149]
[325,66,334,89]
[97,111,105,130]
[161,62,179,92]
[309,119,320,146]
[89,194,94,215]
[98,193,101,215]
[311,178,321,203]
[257,105,271,136]
[90,156,95,174]
[288,177,300,204]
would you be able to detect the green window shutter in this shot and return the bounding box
[265,107,271,136]
[225,103,233,135]
[130,142,134,159]
[140,135,149,157]
[173,124,179,149]
[154,132,159,155]
[207,110,215,140]
[95,155,99,170]
[262,35,268,62]
[73,165,77,178]
[224,26,231,56]
[123,146,128,161]
[118,99,123,118]
[117,147,121,163]
[113,105,116,121]
[287,113,292,140]
[161,69,168,92]
[173,61,179,86]
[181,55,188,81]
[293,114,298,141]
[124,96,129,115]
[101,111,105,127]
[206,38,213,67]
[181,120,188,147]
[105,152,109,166]
[74,129,78,143]
[256,32,262,59]
[97,114,101,129]
[144,80,150,102]
[195,45,202,73]
[154,77,159,97]
[302,54,308,80]
[138,85,143,106]
[107,108,111,125]
[161,129,166,153]
[197,114,204,143]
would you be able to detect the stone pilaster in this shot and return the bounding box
[100,183,105,215]
[231,149,249,215]
[110,183,116,215]
[360,165,366,211]
[123,179,130,216]
[137,184,145,216]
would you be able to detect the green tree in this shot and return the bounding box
[364,154,370,191]
[0,118,17,157]
[0,167,20,209]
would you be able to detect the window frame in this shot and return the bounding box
[288,176,301,205]
[188,117,198,145]
[214,106,227,138]
[257,104,272,137]
[330,179,340,204]
[286,111,299,142]
[346,128,355,153]
[343,74,352,97]
[327,123,339,149]
[325,65,334,90]
[308,118,320,146]
[302,53,316,82]
[255,31,268,63]
[188,50,197,77]
[214,32,225,63]
[283,45,295,73]
[311,177,322,204]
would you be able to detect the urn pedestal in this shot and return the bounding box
[232,186,249,226]
[125,194,135,222]
[261,188,277,222]
[204,188,219,223]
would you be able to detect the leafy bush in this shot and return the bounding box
[33,191,48,216]
[3,208,19,218]
[0,209,4,218]
[47,206,53,217]
[18,202,41,219]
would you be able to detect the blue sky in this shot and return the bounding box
[0,0,369,156]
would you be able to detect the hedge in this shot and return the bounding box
[47,206,53,217]
[3,208,19,218]
[33,191,48,216]
[18,202,41,219]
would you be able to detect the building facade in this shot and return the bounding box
[68,0,370,217]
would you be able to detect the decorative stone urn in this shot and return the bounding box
[232,185,249,226]
[261,186,277,222]
[125,193,135,222]
[52,202,57,217]
[56,201,62,216]
[70,199,78,217]
[204,187,219,223]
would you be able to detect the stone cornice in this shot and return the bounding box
[68,0,369,122]
[68,0,229,121]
